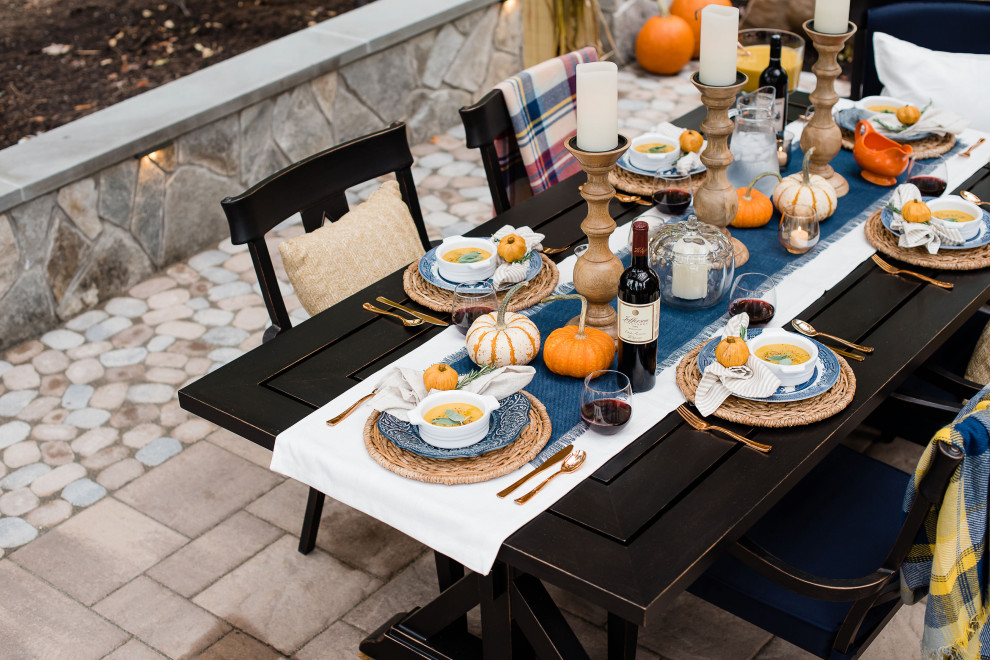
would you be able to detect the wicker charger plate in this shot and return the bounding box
[864,209,990,270]
[403,252,560,313]
[675,343,856,427]
[840,126,956,159]
[364,391,551,485]
[609,167,706,198]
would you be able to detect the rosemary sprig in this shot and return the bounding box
[455,364,499,389]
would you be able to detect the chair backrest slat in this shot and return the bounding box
[221,121,429,340]
[459,89,515,215]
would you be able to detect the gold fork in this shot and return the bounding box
[871,254,954,289]
[542,244,573,255]
[676,405,771,454]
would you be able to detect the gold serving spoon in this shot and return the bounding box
[960,137,986,158]
[791,319,874,353]
[960,190,990,207]
[514,450,586,504]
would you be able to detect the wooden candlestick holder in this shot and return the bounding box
[564,135,629,340]
[690,72,750,267]
[801,19,857,198]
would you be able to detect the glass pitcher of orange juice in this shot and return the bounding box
[737,29,805,93]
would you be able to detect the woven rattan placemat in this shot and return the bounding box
[364,391,551,485]
[864,209,990,270]
[608,167,706,198]
[675,343,856,427]
[403,253,560,313]
[840,127,956,159]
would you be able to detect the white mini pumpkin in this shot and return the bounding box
[466,283,541,367]
[771,147,838,220]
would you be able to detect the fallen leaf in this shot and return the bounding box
[163,19,175,28]
[42,43,71,56]
[31,116,45,122]
[108,37,118,47]
[135,79,149,88]
[141,9,152,17]
[100,58,113,66]
[154,58,168,66]
[74,103,93,111]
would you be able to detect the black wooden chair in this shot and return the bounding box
[459,88,520,216]
[220,121,430,555]
[686,440,962,659]
[849,0,990,99]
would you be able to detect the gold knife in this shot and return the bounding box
[497,444,574,498]
[376,297,449,326]
[832,347,865,362]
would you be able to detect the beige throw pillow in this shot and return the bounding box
[279,180,426,316]
[965,320,990,385]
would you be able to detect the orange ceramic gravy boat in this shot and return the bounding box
[853,120,913,186]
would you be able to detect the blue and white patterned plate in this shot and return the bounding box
[377,392,531,459]
[835,108,935,142]
[697,328,841,403]
[880,203,990,250]
[418,246,543,292]
[616,151,705,178]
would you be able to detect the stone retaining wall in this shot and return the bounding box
[0,0,521,350]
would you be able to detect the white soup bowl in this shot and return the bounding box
[747,329,819,387]
[407,390,501,449]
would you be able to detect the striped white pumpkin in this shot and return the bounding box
[771,147,838,220]
[465,283,541,367]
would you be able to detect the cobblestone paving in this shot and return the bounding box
[0,63,918,659]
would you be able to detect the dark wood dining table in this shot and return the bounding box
[179,97,990,659]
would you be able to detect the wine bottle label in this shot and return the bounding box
[618,299,660,344]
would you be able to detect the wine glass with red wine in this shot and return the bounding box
[728,273,777,325]
[652,171,692,217]
[581,370,633,435]
[907,155,947,198]
[451,281,497,335]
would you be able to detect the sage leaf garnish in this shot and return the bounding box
[457,251,484,263]
[431,417,459,426]
[445,409,466,423]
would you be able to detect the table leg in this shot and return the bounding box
[434,552,467,634]
[297,487,324,554]
[607,612,639,660]
[480,563,514,659]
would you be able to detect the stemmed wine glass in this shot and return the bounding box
[581,370,633,435]
[907,155,948,198]
[652,171,692,218]
[728,273,777,325]
[451,281,497,335]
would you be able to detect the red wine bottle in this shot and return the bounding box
[618,220,660,392]
[759,34,789,139]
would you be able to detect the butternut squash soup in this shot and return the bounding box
[634,142,675,154]
[442,248,491,264]
[755,343,812,366]
[932,209,977,223]
[867,105,899,113]
[425,403,483,427]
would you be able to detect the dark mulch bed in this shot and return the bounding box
[0,0,375,149]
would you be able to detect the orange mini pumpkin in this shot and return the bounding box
[669,0,733,58]
[635,1,694,75]
[679,129,703,153]
[731,172,782,229]
[715,336,750,367]
[423,364,458,391]
[901,199,931,224]
[497,234,527,262]
[540,294,616,378]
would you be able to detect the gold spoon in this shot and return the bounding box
[791,319,875,353]
[960,190,990,207]
[960,137,986,158]
[514,450,586,504]
[362,303,423,327]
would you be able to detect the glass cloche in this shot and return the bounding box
[649,215,735,309]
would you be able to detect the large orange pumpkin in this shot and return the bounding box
[635,2,694,75]
[669,0,733,58]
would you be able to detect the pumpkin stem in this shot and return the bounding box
[743,171,783,200]
[656,0,668,16]
[801,147,815,185]
[540,293,589,337]
[496,283,526,329]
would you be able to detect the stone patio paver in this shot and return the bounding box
[0,61,915,658]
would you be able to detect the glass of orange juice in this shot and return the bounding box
[737,29,805,93]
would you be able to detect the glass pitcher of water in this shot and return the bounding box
[727,86,780,198]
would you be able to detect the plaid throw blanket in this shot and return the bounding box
[902,385,990,660]
[494,47,598,207]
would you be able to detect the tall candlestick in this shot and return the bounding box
[698,5,739,86]
[813,0,850,34]
[576,62,618,152]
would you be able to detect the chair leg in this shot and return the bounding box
[298,487,325,555]
[607,612,639,660]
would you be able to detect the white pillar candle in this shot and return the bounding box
[575,61,618,152]
[813,0,850,34]
[671,239,710,300]
[698,5,740,87]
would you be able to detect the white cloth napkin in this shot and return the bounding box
[370,365,536,421]
[649,121,704,175]
[887,184,964,254]
[871,106,970,139]
[491,225,545,288]
[695,314,782,416]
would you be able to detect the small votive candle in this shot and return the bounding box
[777,130,794,168]
[576,61,619,152]
[779,203,820,254]
[813,0,850,34]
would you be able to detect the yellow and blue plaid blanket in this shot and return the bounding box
[494,47,598,206]
[902,384,990,659]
